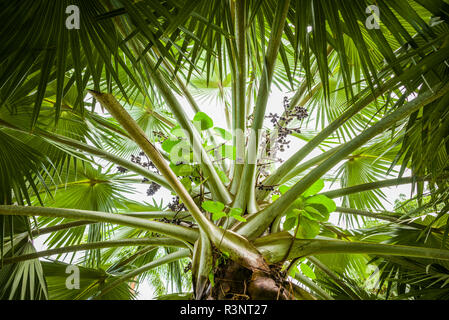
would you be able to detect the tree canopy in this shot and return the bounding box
[0,0,449,300]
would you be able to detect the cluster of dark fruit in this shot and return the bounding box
[117,166,128,173]
[264,97,309,153]
[117,151,163,196]
[256,184,276,191]
[153,130,167,141]
[146,182,161,196]
[184,261,192,273]
[293,105,309,120]
[130,152,159,173]
[167,196,186,212]
[130,153,142,164]
[276,126,303,152]
[266,112,280,126]
[159,217,195,229]
[283,96,308,121]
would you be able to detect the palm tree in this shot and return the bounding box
[1,0,449,300]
